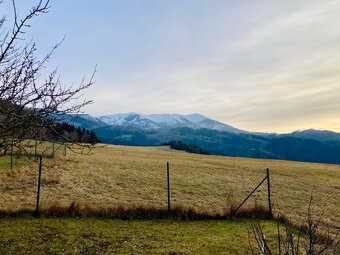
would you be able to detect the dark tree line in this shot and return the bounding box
[162,140,210,155]
[54,123,100,144]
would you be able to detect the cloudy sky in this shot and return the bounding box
[2,0,340,133]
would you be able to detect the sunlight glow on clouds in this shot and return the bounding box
[3,0,340,133]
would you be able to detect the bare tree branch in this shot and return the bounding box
[0,0,96,154]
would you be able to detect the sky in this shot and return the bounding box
[2,0,340,133]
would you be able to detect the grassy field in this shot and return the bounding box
[0,155,33,173]
[0,144,339,234]
[0,217,280,254]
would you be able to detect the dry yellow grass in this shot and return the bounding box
[0,144,339,234]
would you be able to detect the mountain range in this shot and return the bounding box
[60,112,340,164]
[66,113,245,133]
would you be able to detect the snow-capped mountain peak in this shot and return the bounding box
[97,113,243,133]
[99,112,138,125]
[185,113,207,123]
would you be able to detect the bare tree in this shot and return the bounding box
[0,0,96,153]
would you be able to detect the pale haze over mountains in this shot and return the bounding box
[62,112,340,164]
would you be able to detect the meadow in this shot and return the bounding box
[0,217,284,254]
[0,144,339,235]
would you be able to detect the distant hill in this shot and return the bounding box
[56,112,340,164]
[282,129,340,142]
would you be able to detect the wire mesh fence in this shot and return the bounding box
[38,148,169,210]
[270,169,340,233]
[0,144,339,235]
[0,139,67,212]
[0,146,272,218]
[169,161,269,215]
[0,139,67,173]
[0,155,39,212]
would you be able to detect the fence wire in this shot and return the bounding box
[170,161,268,214]
[271,170,340,232]
[0,139,66,170]
[0,140,67,212]
[0,155,38,212]
[0,144,339,235]
[39,146,167,209]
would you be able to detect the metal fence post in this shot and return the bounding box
[167,162,171,217]
[52,142,55,158]
[267,168,272,217]
[34,155,43,217]
[10,139,13,172]
[64,142,67,157]
[34,139,38,161]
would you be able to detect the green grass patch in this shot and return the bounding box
[0,155,32,173]
[0,217,280,254]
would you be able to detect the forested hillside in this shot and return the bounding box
[59,114,340,164]
[93,126,340,164]
[54,123,101,144]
